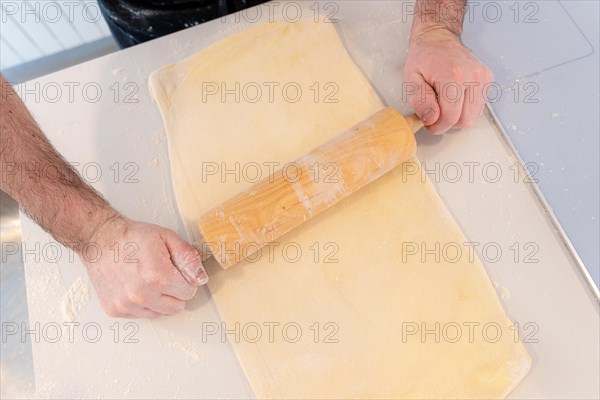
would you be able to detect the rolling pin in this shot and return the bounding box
[197,107,423,268]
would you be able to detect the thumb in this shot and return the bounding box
[407,75,440,126]
[164,230,208,286]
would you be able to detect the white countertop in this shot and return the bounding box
[462,0,600,288]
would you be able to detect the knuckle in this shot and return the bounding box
[153,273,171,289]
[483,68,494,83]
[114,298,130,314]
[129,290,148,306]
[450,66,463,81]
[103,299,127,318]
[104,306,121,318]
[140,270,161,287]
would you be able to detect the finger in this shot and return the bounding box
[456,86,485,128]
[405,74,440,126]
[116,296,163,318]
[109,312,139,319]
[163,230,209,286]
[146,295,186,315]
[131,306,162,319]
[161,269,198,301]
[427,81,464,134]
[102,304,135,319]
[456,70,489,128]
[151,245,198,300]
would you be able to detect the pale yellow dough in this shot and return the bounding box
[149,20,530,399]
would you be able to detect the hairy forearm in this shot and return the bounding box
[0,75,118,252]
[411,0,466,43]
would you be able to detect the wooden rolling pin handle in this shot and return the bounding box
[198,108,419,269]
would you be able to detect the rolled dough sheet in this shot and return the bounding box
[149,19,530,399]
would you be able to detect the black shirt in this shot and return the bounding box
[98,0,268,48]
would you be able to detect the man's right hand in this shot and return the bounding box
[81,214,208,318]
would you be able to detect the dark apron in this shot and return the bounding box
[98,0,269,48]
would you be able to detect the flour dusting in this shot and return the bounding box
[62,276,91,322]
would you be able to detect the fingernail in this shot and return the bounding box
[420,108,433,122]
[196,266,209,285]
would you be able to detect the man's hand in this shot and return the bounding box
[1,74,207,319]
[404,0,494,134]
[404,29,494,134]
[82,215,208,318]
